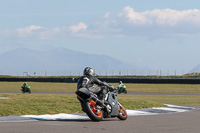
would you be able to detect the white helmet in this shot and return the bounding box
[83,67,96,76]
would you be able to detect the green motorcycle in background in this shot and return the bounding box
[21,82,31,94]
[117,81,127,94]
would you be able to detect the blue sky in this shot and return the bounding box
[1,0,200,74]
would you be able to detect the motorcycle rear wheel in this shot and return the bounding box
[117,102,127,120]
[83,99,103,122]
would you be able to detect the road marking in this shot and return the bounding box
[0,97,9,99]
[22,113,89,121]
[126,104,195,116]
[0,116,36,122]
[21,104,195,121]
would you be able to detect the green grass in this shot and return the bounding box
[0,82,76,92]
[1,93,199,116]
[0,93,165,116]
[123,83,200,93]
[0,93,163,116]
[0,82,200,116]
[0,94,80,116]
[118,95,200,106]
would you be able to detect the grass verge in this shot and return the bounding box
[1,93,200,116]
[0,82,200,116]
[0,93,165,116]
[0,82,76,92]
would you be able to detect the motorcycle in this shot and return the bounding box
[21,85,31,93]
[117,81,127,94]
[75,82,127,121]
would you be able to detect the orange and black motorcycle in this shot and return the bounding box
[75,82,127,121]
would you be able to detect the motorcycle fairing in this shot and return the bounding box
[107,92,119,117]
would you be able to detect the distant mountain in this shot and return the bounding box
[0,47,140,76]
[190,64,200,73]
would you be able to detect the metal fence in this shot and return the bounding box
[0,69,193,77]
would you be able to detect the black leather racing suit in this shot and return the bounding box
[77,75,113,111]
[78,74,115,103]
[77,75,110,95]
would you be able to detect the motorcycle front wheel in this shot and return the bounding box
[83,99,103,122]
[124,90,127,94]
[117,102,127,120]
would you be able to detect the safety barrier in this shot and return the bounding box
[0,77,200,84]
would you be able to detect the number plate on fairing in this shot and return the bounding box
[107,92,119,116]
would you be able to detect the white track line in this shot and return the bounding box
[0,97,9,99]
[21,104,195,121]
[23,113,89,121]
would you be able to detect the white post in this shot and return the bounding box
[45,71,48,77]
[157,70,159,77]
[182,70,185,75]
[70,71,72,76]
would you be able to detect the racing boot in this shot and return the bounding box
[99,87,109,105]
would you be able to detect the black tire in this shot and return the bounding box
[117,102,127,120]
[83,99,103,122]
[124,90,127,94]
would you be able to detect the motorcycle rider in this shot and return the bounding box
[21,82,30,92]
[77,67,114,106]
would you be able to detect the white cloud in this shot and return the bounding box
[120,6,200,26]
[69,22,87,33]
[16,25,45,37]
[39,28,62,40]
[1,7,200,41]
[120,6,147,25]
